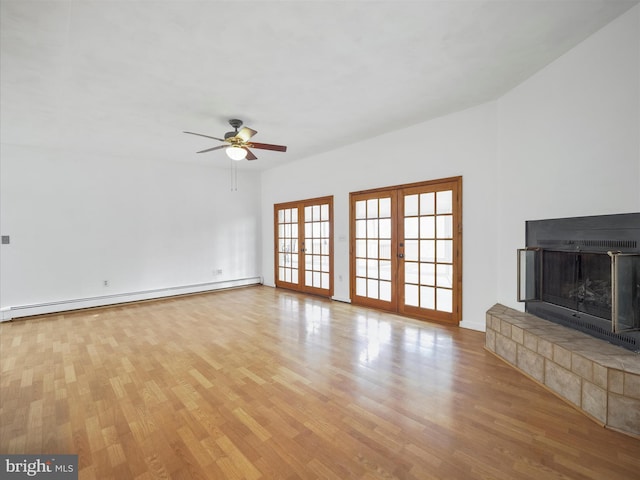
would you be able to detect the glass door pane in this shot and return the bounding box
[399,185,457,319]
[276,207,299,286]
[304,203,331,291]
[351,191,397,310]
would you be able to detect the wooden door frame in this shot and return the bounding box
[274,196,334,298]
[397,179,462,324]
[349,176,462,325]
[349,189,399,312]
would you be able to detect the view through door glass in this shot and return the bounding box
[352,191,397,311]
[276,206,299,287]
[275,197,333,297]
[304,203,331,291]
[350,177,462,325]
[399,184,459,323]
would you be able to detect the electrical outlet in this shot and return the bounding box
[216,269,223,275]
[103,280,109,287]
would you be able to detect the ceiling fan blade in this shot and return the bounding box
[245,148,258,161]
[184,131,226,142]
[196,145,227,154]
[236,127,257,142]
[249,142,287,152]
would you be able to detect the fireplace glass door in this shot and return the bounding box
[610,252,640,333]
[542,251,612,320]
[518,249,640,334]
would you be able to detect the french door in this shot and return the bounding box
[350,177,462,325]
[274,196,334,297]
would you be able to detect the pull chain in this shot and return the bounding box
[230,159,238,191]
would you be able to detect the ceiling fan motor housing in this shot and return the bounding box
[226,119,244,139]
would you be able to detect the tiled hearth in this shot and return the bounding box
[485,304,640,438]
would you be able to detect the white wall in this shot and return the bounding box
[262,101,499,331]
[496,5,640,310]
[261,5,640,331]
[0,144,262,318]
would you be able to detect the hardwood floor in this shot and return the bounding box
[1,286,638,479]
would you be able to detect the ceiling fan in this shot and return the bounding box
[184,119,287,161]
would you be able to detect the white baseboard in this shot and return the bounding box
[0,307,11,322]
[0,277,262,321]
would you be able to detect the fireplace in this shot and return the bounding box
[518,213,640,352]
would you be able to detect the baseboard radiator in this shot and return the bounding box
[0,277,262,321]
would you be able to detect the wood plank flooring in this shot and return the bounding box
[1,285,639,479]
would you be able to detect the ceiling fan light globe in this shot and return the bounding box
[226,146,247,161]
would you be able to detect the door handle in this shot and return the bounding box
[398,253,404,259]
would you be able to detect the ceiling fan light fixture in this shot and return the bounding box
[226,146,247,161]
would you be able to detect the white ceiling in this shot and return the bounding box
[1,0,637,170]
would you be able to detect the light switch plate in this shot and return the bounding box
[1,236,10,244]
